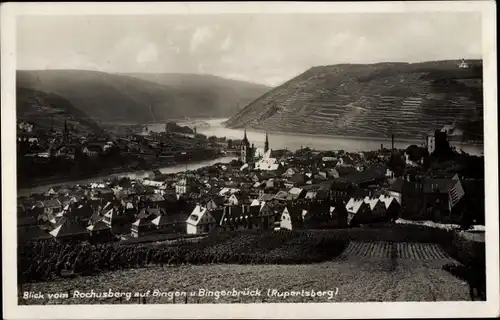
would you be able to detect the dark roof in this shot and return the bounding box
[85,145,102,152]
[210,196,225,206]
[70,203,93,218]
[388,179,405,193]
[89,220,111,232]
[51,219,88,237]
[423,179,458,194]
[258,193,276,202]
[137,208,162,220]
[89,211,103,224]
[43,199,62,208]
[18,226,52,242]
[133,218,152,227]
[209,209,224,224]
[330,180,352,190]
[274,191,289,201]
[284,205,306,225]
[94,188,114,195]
[335,165,356,176]
[231,193,251,204]
[306,202,331,216]
[342,165,387,184]
[153,212,189,226]
[290,173,306,184]
[315,189,328,200]
[163,192,178,202]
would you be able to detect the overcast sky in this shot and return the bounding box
[17,13,482,86]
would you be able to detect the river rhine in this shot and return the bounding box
[151,118,484,156]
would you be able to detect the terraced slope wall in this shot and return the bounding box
[225,61,483,141]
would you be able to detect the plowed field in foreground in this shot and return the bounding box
[19,241,470,304]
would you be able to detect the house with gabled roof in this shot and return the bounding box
[205,196,225,211]
[66,202,93,224]
[91,187,115,202]
[39,199,62,221]
[302,202,333,229]
[86,220,113,241]
[387,178,405,205]
[49,217,89,241]
[345,197,372,226]
[120,199,137,215]
[151,212,190,234]
[378,194,401,221]
[249,199,276,230]
[227,193,251,206]
[186,205,223,234]
[279,205,306,231]
[102,208,135,234]
[46,186,62,196]
[136,207,163,221]
[329,200,349,228]
[421,177,465,222]
[131,218,154,237]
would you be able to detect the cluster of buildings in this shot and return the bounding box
[17,128,484,244]
[17,120,224,187]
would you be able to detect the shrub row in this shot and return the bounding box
[18,230,349,283]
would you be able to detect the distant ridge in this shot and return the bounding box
[16,70,271,123]
[17,87,103,135]
[224,60,483,142]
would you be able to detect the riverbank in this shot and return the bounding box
[17,156,236,197]
[148,119,484,155]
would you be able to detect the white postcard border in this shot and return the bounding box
[2,1,498,319]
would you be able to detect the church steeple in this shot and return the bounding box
[243,128,249,146]
[264,132,269,153]
[63,119,69,142]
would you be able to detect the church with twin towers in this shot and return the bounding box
[240,129,270,164]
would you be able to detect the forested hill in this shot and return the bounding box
[16,70,271,123]
[17,87,103,135]
[224,60,483,142]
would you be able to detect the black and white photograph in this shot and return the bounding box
[2,1,498,319]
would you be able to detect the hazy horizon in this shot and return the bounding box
[17,12,482,86]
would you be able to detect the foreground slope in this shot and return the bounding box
[16,70,271,123]
[17,87,102,135]
[19,242,469,304]
[224,60,483,141]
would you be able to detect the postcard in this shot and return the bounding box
[2,1,498,319]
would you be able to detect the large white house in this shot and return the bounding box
[186,205,222,234]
